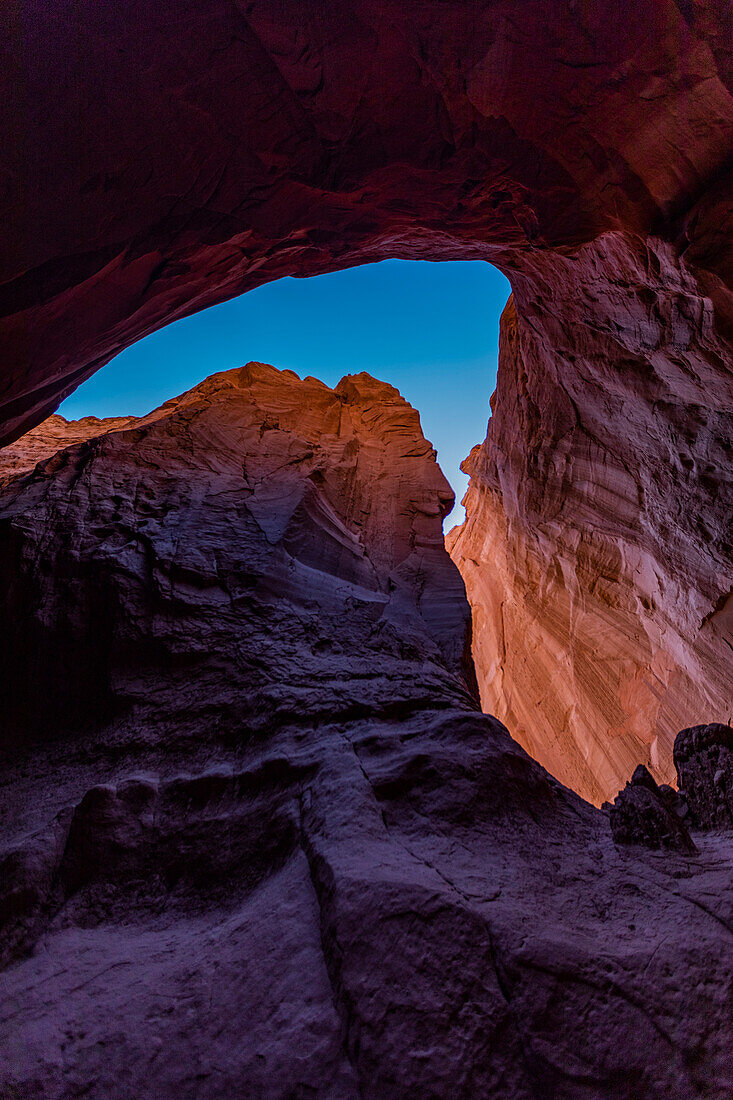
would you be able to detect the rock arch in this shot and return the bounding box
[2,0,732,797]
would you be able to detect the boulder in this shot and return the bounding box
[608,764,696,854]
[675,723,733,829]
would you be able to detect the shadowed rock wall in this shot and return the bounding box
[2,0,732,801]
[0,364,476,743]
[0,367,731,1098]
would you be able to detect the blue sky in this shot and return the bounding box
[60,259,510,528]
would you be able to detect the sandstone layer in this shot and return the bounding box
[448,244,733,803]
[2,0,732,807]
[0,363,476,746]
[2,7,733,1091]
[0,367,731,1099]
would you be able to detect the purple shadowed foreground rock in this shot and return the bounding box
[675,724,733,830]
[608,764,696,853]
[0,366,731,1099]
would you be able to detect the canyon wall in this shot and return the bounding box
[1,7,733,1089]
[449,232,733,803]
[2,1,731,798]
[1,367,731,1098]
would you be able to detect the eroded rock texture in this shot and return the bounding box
[1,368,732,1099]
[0,412,138,487]
[2,4,733,1092]
[2,0,732,804]
[2,1,732,444]
[0,364,475,742]
[608,763,696,853]
[448,242,733,802]
[675,722,733,828]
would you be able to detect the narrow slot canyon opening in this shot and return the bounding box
[0,257,514,759]
[6,254,731,810]
[46,256,520,751]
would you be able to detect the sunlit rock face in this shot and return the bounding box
[449,234,733,805]
[1,367,732,1099]
[0,413,138,487]
[2,4,733,1092]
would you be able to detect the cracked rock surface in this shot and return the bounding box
[0,366,731,1099]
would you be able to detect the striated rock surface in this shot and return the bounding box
[1,365,732,1099]
[448,245,733,804]
[2,0,731,813]
[0,363,476,743]
[1,1,732,445]
[0,412,138,488]
[2,4,733,1091]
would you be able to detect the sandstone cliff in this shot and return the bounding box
[449,238,733,805]
[1,0,731,813]
[0,366,731,1099]
[2,4,733,1093]
[0,363,476,746]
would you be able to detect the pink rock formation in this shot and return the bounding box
[1,2,731,445]
[1,0,731,806]
[0,364,476,743]
[0,366,731,1098]
[1,3,733,1092]
[448,235,733,804]
[0,413,137,487]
